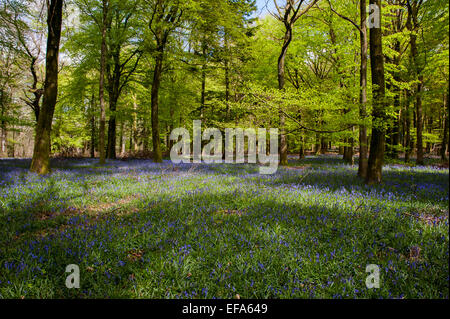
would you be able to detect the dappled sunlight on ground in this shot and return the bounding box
[0,155,448,298]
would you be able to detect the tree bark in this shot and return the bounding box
[358,0,368,177]
[442,86,449,162]
[225,49,230,120]
[391,92,400,159]
[106,47,121,159]
[98,0,108,165]
[90,92,96,158]
[132,94,139,151]
[321,136,327,155]
[119,120,125,156]
[298,131,305,159]
[277,25,291,166]
[0,88,6,157]
[200,45,206,121]
[405,92,412,162]
[148,0,181,162]
[151,49,163,163]
[407,0,424,165]
[366,0,386,184]
[30,0,63,174]
[273,0,317,165]
[28,57,43,122]
[415,75,424,164]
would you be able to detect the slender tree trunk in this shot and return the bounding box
[225,56,230,121]
[366,0,386,184]
[0,89,6,157]
[98,0,108,165]
[405,91,412,162]
[425,116,432,154]
[143,113,149,152]
[151,49,163,163]
[30,0,63,174]
[321,137,327,155]
[407,0,424,165]
[391,92,400,159]
[9,127,14,158]
[132,94,139,151]
[168,104,174,151]
[273,0,317,165]
[1,124,6,157]
[147,0,181,160]
[277,26,291,166]
[119,120,125,156]
[200,59,206,120]
[442,86,449,162]
[314,133,321,155]
[29,57,42,122]
[358,0,368,177]
[299,131,305,159]
[106,49,121,159]
[128,126,133,152]
[344,136,354,164]
[415,75,424,164]
[106,100,117,159]
[385,85,394,159]
[90,92,96,158]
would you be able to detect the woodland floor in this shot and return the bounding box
[0,155,448,298]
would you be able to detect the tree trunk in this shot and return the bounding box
[358,0,368,177]
[98,0,108,165]
[128,126,133,152]
[143,113,149,152]
[168,103,174,151]
[415,75,424,164]
[90,92,96,158]
[30,0,63,174]
[1,123,6,158]
[106,100,117,159]
[225,58,230,121]
[391,93,400,159]
[132,94,139,151]
[277,25,292,166]
[320,137,327,154]
[0,89,6,157]
[407,0,424,165]
[9,127,14,158]
[405,89,411,162]
[344,137,354,164]
[106,48,121,159]
[119,121,125,156]
[200,55,206,120]
[314,133,321,155]
[366,0,386,184]
[442,87,449,162]
[28,57,42,122]
[425,116,432,154]
[151,50,163,163]
[299,131,305,159]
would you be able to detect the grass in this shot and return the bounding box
[0,155,448,299]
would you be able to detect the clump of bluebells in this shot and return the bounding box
[0,156,448,298]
